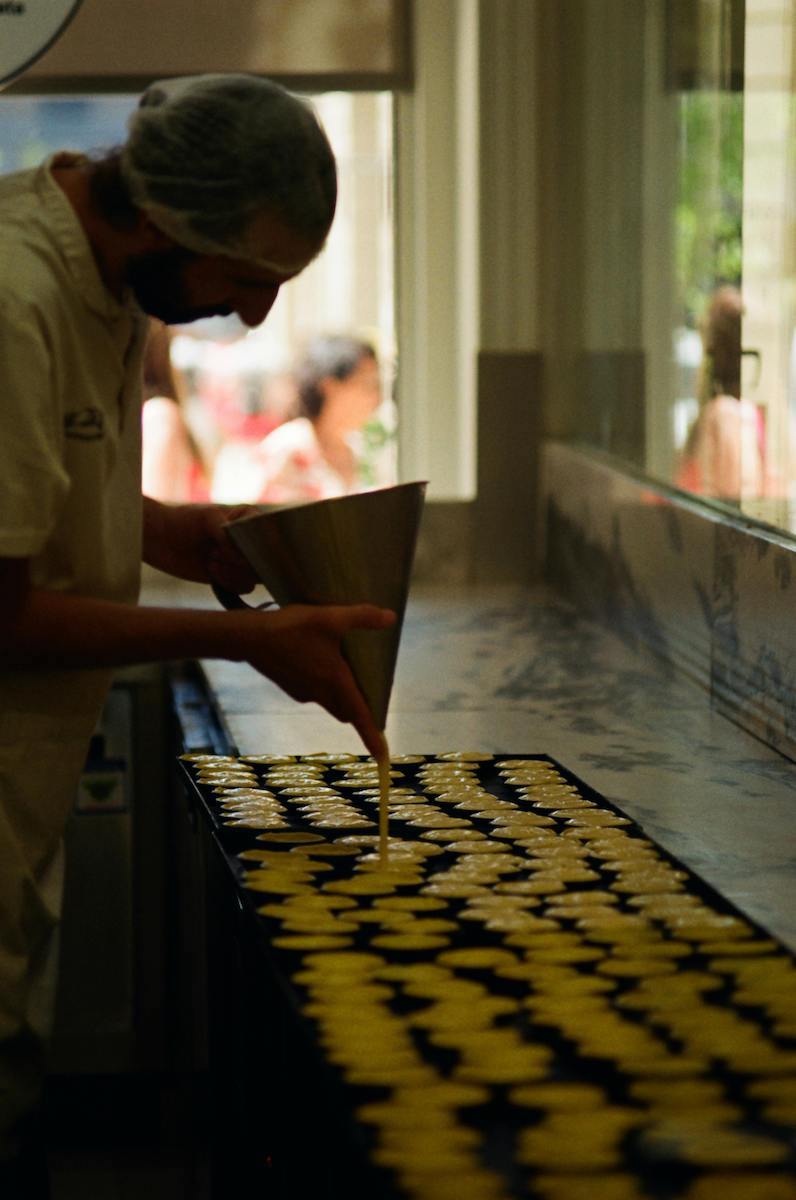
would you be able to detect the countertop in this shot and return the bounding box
[144,571,796,953]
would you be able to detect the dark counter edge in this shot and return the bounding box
[168,660,402,1200]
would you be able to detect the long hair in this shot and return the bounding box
[698,285,742,404]
[295,335,376,421]
[87,150,140,232]
[142,319,183,402]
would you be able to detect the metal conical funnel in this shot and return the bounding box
[222,482,427,731]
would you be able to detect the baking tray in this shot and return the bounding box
[180,752,796,1200]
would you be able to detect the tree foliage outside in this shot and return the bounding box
[676,91,744,329]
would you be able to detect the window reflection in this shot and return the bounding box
[669,1,796,522]
[671,88,744,501]
[548,1,796,533]
[675,287,767,502]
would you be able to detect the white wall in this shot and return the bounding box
[395,0,542,500]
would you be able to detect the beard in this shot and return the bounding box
[125,245,231,325]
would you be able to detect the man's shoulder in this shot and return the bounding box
[0,166,39,240]
[0,240,65,321]
[0,167,69,315]
[0,162,41,219]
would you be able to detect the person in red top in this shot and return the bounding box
[677,287,767,501]
[211,334,381,504]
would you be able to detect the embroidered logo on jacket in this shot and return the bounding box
[64,407,104,440]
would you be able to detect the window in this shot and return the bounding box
[0,91,397,504]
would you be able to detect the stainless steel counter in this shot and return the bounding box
[145,571,796,953]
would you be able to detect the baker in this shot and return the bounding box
[0,72,393,1194]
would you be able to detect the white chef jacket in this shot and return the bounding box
[0,154,147,1047]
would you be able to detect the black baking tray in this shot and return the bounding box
[179,753,796,1199]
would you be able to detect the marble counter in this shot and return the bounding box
[145,572,796,954]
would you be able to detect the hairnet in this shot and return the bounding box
[120,73,337,269]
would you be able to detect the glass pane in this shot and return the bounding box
[0,94,135,171]
[736,1,796,525]
[668,0,796,526]
[672,88,745,503]
[548,0,796,536]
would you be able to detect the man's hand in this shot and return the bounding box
[143,497,259,593]
[2,539,396,755]
[235,603,395,757]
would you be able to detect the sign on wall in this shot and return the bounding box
[17,0,410,88]
[0,0,83,88]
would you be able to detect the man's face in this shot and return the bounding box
[126,215,321,328]
[126,245,214,324]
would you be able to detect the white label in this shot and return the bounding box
[0,0,83,88]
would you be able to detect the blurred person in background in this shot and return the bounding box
[198,361,298,501]
[676,286,767,502]
[141,319,209,502]
[212,334,382,504]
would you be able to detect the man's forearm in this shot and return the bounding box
[141,494,259,591]
[141,495,196,579]
[1,587,249,670]
[0,581,396,757]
